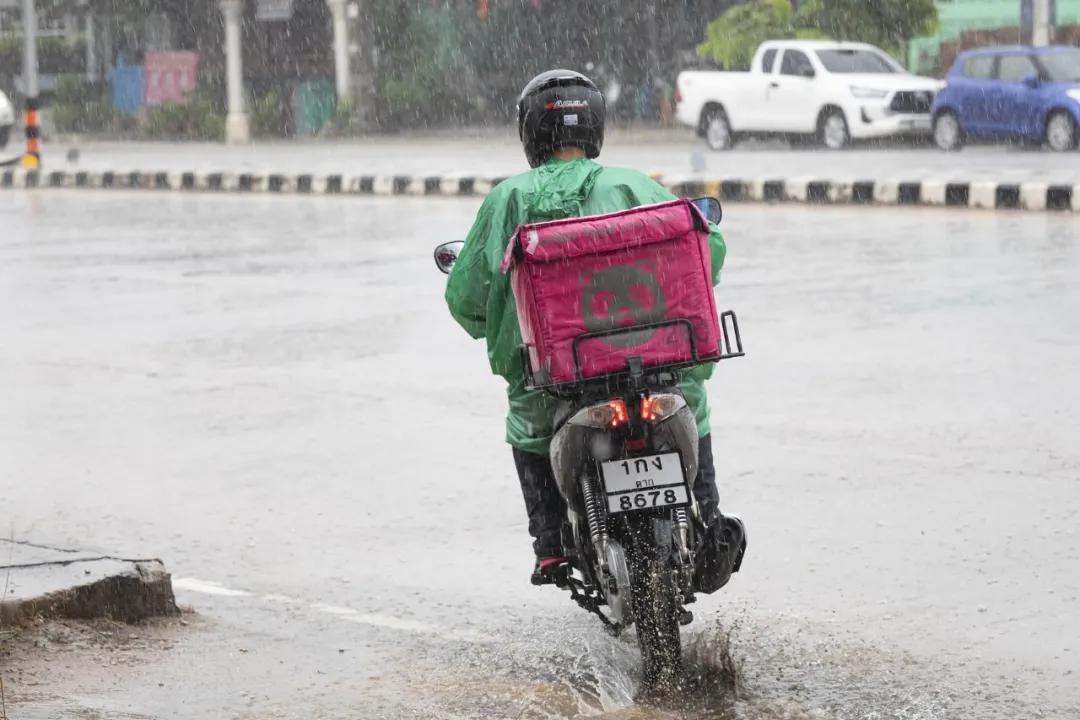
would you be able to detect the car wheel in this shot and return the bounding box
[0,125,10,149]
[818,109,850,150]
[1045,111,1078,152]
[933,111,964,151]
[702,108,734,151]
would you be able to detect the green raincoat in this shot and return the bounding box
[445,157,726,455]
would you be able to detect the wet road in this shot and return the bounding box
[38,128,1080,184]
[1,193,1078,718]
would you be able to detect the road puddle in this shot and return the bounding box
[396,615,1044,720]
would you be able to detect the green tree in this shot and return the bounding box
[369,1,473,127]
[799,0,938,59]
[697,0,938,69]
[696,0,821,70]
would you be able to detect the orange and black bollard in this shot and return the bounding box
[22,95,40,169]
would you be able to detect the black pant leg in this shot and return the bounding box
[694,434,721,521]
[512,448,567,559]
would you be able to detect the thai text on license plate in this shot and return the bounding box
[600,452,690,514]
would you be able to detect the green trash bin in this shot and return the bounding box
[292,79,336,136]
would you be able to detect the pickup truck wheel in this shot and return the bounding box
[819,110,850,150]
[933,111,964,151]
[1045,111,1077,152]
[703,109,734,151]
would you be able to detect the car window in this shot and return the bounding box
[761,48,778,73]
[997,54,1038,83]
[963,55,995,80]
[815,49,897,74]
[1037,49,1080,82]
[780,50,814,77]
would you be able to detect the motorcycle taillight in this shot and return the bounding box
[607,400,629,428]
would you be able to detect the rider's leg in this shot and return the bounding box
[693,434,747,593]
[512,448,568,573]
[693,434,721,521]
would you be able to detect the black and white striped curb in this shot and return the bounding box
[2,168,1078,212]
[665,177,1080,212]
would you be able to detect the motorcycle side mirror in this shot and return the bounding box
[691,196,723,225]
[434,241,465,274]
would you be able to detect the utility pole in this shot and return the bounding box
[21,0,41,169]
[221,0,250,143]
[1032,0,1052,47]
[327,0,351,102]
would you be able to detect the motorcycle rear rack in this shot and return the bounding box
[523,310,745,395]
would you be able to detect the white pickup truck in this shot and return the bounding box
[676,40,943,149]
[0,89,14,148]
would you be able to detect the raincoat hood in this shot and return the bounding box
[523,158,603,221]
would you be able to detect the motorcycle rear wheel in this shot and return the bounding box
[627,516,682,691]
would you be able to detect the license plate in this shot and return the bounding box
[601,453,690,514]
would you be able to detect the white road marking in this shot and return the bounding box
[172,578,251,597]
[309,603,359,617]
[175,579,493,643]
[346,613,436,634]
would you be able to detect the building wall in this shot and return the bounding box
[910,0,1080,74]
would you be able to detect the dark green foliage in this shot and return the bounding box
[50,76,117,133]
[250,91,284,138]
[697,0,822,70]
[364,0,736,127]
[141,94,224,140]
[367,1,472,127]
[697,0,938,68]
[0,36,86,75]
[800,0,939,58]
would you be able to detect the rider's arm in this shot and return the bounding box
[707,223,726,286]
[445,195,497,339]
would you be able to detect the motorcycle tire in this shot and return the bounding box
[626,515,682,691]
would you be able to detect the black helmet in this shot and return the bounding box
[517,69,605,168]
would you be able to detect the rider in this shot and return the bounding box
[445,70,745,588]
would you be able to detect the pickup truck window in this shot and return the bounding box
[998,54,1038,83]
[760,48,778,73]
[815,49,897,74]
[963,55,996,80]
[780,50,814,77]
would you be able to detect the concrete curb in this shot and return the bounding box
[1,541,178,627]
[2,167,1078,212]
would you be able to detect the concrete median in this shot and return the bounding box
[1,166,1077,212]
[0,538,177,627]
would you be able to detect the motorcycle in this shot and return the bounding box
[434,197,745,688]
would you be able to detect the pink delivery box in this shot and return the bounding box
[501,198,723,387]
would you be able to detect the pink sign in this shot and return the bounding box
[144,51,200,106]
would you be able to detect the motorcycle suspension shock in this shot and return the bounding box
[581,473,610,574]
[673,506,693,589]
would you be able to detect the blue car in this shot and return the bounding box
[931,46,1080,151]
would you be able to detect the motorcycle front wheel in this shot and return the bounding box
[626,515,682,690]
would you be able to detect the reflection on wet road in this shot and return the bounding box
[2,194,1078,718]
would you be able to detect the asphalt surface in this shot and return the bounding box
[26,127,1080,184]
[1,193,1078,719]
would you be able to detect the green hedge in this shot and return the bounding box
[50,76,116,133]
[0,36,87,75]
[141,94,225,140]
